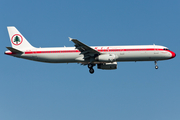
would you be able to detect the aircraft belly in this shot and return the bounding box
[16,51,172,63]
[37,53,80,63]
[20,53,81,63]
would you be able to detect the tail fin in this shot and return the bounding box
[7,26,35,50]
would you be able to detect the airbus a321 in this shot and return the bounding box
[5,26,176,74]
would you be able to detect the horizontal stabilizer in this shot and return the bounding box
[6,47,23,53]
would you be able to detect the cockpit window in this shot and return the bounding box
[163,48,170,50]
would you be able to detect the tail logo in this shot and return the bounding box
[11,34,23,45]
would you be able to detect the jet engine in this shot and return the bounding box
[97,62,117,70]
[96,54,116,62]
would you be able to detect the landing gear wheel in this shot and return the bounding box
[88,64,93,68]
[155,65,158,69]
[154,61,159,69]
[89,68,94,74]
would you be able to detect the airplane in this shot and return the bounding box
[5,26,176,74]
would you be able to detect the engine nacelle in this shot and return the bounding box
[97,62,117,70]
[96,54,116,62]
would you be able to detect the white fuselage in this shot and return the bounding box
[5,26,176,73]
[6,45,175,64]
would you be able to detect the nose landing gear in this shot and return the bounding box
[155,61,158,69]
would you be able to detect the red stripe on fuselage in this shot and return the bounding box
[24,48,166,54]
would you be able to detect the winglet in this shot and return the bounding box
[68,37,73,41]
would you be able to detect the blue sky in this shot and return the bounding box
[0,0,180,120]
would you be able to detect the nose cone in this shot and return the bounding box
[170,51,176,59]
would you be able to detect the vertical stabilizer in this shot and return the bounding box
[7,26,35,50]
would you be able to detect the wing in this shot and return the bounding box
[69,37,100,59]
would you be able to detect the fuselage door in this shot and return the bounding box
[120,48,124,55]
[154,46,159,54]
[32,51,38,60]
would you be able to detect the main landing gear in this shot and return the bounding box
[88,63,95,74]
[155,61,158,69]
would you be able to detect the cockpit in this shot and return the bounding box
[163,48,170,51]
